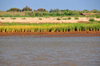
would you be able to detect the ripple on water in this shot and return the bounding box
[0,36,100,66]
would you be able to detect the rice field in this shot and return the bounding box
[0,22,100,32]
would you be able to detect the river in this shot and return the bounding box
[0,35,100,66]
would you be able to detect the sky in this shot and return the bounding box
[0,0,100,11]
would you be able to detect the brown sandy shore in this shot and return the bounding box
[0,31,100,37]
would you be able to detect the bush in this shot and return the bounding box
[62,18,67,20]
[96,15,100,18]
[57,18,61,20]
[37,8,47,12]
[67,17,71,20]
[39,18,42,20]
[1,17,4,20]
[0,14,3,17]
[22,18,25,20]
[75,17,79,20]
[11,17,16,20]
[89,18,94,21]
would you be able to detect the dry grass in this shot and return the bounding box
[0,11,25,16]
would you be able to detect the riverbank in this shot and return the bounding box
[0,17,100,23]
[0,31,100,37]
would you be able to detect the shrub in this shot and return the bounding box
[0,14,3,17]
[11,17,16,20]
[57,18,61,20]
[75,17,79,20]
[67,17,71,20]
[96,15,100,18]
[62,18,67,20]
[22,18,25,20]
[37,8,47,12]
[89,18,94,21]
[39,18,42,20]
[1,17,4,20]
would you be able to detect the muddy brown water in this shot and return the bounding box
[0,35,100,66]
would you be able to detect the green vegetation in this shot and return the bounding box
[0,22,100,32]
[39,18,42,20]
[0,7,100,17]
[90,9,100,13]
[96,15,100,18]
[1,17,4,20]
[22,6,32,11]
[57,18,61,20]
[62,18,67,20]
[7,8,21,12]
[75,17,79,20]
[89,18,94,21]
[22,17,25,20]
[67,17,71,20]
[83,9,89,13]
[11,17,16,20]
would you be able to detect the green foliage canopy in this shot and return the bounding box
[22,6,32,11]
[7,8,21,12]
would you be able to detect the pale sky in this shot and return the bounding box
[0,0,100,11]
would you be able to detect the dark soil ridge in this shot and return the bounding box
[0,31,100,37]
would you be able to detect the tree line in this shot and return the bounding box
[0,6,99,17]
[7,6,100,13]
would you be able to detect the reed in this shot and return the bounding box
[0,23,100,32]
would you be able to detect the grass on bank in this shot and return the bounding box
[75,17,79,20]
[11,17,16,20]
[39,18,42,20]
[62,18,67,20]
[67,17,71,20]
[1,17,4,20]
[21,17,26,20]
[96,15,100,18]
[89,18,95,21]
[57,18,61,20]
[0,22,100,32]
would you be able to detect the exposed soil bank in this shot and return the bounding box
[0,31,100,37]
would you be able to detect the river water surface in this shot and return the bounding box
[0,35,100,66]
